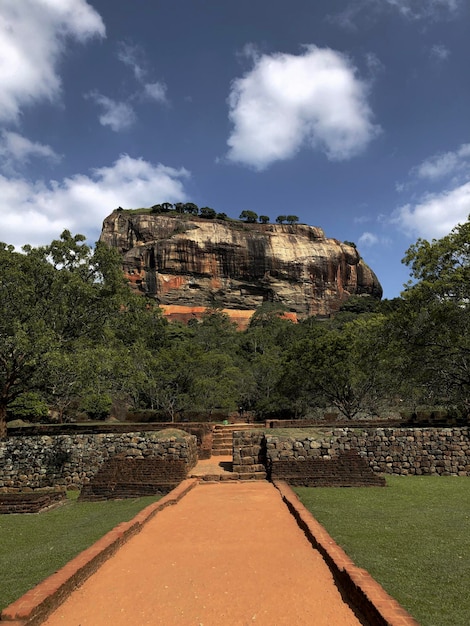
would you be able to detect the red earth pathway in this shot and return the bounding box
[43,482,363,625]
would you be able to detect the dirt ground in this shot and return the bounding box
[43,482,363,626]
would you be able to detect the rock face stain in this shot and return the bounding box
[100,211,383,320]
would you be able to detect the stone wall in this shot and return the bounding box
[235,427,470,480]
[0,432,198,491]
[232,430,266,475]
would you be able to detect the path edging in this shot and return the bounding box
[274,480,420,626]
[0,479,198,626]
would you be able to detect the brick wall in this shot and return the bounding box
[79,458,190,500]
[268,451,386,487]
[0,490,66,514]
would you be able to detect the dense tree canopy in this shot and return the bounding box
[2,218,470,438]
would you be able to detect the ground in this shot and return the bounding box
[42,482,362,625]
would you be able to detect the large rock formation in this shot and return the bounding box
[100,210,382,324]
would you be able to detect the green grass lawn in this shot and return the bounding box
[294,477,470,626]
[0,492,160,611]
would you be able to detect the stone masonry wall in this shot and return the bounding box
[0,432,198,491]
[232,430,266,474]
[239,427,470,477]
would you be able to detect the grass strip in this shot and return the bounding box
[0,492,160,610]
[294,476,470,626]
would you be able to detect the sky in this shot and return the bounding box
[1,0,470,299]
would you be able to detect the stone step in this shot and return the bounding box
[233,463,265,473]
[213,425,257,432]
[237,471,267,480]
[212,448,232,456]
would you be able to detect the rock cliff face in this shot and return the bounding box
[100,210,382,322]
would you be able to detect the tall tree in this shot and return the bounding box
[0,232,125,438]
[396,217,470,412]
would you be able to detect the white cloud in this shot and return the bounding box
[358,232,379,246]
[237,43,262,64]
[0,131,61,171]
[226,46,379,170]
[0,0,105,123]
[330,0,461,28]
[430,44,450,62]
[117,41,146,82]
[144,82,168,104]
[385,0,460,19]
[414,143,470,181]
[394,182,470,239]
[117,41,168,105]
[0,154,189,248]
[393,143,470,239]
[86,92,136,131]
[364,52,384,78]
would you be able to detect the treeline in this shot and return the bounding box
[2,217,470,438]
[144,202,299,225]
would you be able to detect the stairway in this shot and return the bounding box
[209,424,267,480]
[211,424,257,456]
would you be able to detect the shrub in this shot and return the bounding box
[80,393,112,421]
[8,392,49,423]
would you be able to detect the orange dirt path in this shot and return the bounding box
[43,482,362,626]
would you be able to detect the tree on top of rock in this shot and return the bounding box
[239,210,258,223]
[200,207,216,219]
[276,215,286,224]
[286,215,299,225]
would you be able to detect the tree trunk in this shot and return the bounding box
[0,403,7,440]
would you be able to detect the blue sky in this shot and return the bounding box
[1,0,470,298]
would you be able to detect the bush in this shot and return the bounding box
[8,392,49,423]
[80,393,112,421]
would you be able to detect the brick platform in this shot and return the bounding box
[268,450,386,487]
[0,491,66,515]
[79,458,191,501]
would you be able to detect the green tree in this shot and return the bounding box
[199,206,216,219]
[0,232,125,439]
[283,317,388,419]
[8,392,49,423]
[391,219,470,413]
[239,210,258,223]
[192,309,238,352]
[286,215,299,225]
[190,352,243,415]
[275,215,286,224]
[183,202,199,215]
[259,215,270,224]
[403,216,470,301]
